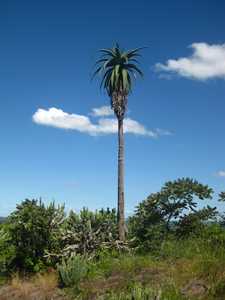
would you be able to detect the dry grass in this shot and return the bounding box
[0,271,68,300]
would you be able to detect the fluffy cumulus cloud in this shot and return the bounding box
[33,106,170,138]
[156,43,225,80]
[216,170,225,178]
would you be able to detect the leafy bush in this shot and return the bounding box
[2,202,120,274]
[7,199,65,272]
[0,224,16,275]
[57,255,88,288]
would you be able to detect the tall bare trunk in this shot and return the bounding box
[118,118,125,241]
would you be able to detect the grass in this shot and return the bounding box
[0,271,68,300]
[71,238,225,299]
[0,237,225,299]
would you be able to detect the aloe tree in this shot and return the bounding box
[94,44,143,240]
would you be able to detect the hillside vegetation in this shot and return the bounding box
[1,178,225,300]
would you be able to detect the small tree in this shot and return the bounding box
[129,178,213,249]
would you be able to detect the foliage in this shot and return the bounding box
[57,255,88,288]
[175,206,218,238]
[1,178,225,300]
[93,44,143,98]
[129,178,213,251]
[200,223,225,249]
[0,224,16,275]
[218,191,225,202]
[46,208,119,261]
[7,199,65,272]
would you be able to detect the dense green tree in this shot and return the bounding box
[129,178,213,250]
[93,44,143,241]
[8,199,65,272]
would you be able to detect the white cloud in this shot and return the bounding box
[97,117,157,137]
[33,107,97,134]
[33,107,170,138]
[216,170,225,177]
[156,43,225,80]
[91,106,114,117]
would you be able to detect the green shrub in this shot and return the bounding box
[7,199,65,272]
[0,225,16,275]
[57,255,88,288]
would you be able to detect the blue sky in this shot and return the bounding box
[1,0,225,216]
